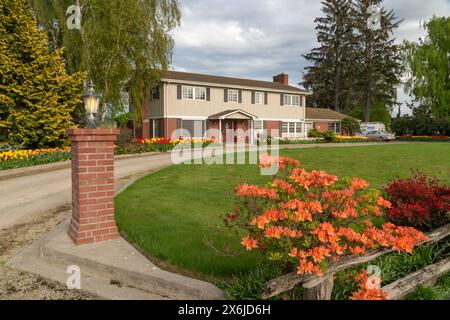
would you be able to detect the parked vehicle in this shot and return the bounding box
[363,130,396,142]
[361,122,386,134]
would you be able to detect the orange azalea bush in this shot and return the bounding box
[226,155,428,277]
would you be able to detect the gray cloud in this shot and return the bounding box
[171,0,450,112]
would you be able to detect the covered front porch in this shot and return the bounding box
[209,110,257,144]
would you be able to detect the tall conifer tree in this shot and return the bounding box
[0,0,84,148]
[353,0,402,122]
[302,0,355,112]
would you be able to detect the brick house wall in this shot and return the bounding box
[265,120,281,138]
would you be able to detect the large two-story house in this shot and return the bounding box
[133,71,309,143]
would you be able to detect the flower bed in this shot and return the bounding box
[0,138,218,170]
[397,135,450,142]
[264,135,372,145]
[114,137,217,155]
[0,147,71,170]
[335,135,371,143]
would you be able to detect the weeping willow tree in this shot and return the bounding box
[30,0,181,123]
[403,16,450,119]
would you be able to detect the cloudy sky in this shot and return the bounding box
[171,0,450,112]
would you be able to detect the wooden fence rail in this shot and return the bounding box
[262,223,450,300]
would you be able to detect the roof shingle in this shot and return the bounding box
[162,70,307,93]
[305,108,352,121]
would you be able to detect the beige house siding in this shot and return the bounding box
[159,83,305,121]
[149,84,165,118]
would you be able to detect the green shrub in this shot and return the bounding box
[308,129,337,142]
[341,118,361,136]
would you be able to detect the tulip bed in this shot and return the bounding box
[271,135,371,145]
[0,147,71,170]
[114,137,217,155]
[0,138,218,170]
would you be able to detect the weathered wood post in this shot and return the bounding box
[67,128,120,245]
[302,274,335,300]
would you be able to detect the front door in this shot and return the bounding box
[223,120,235,144]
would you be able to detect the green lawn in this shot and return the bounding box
[115,143,450,279]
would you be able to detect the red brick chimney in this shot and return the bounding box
[273,73,289,85]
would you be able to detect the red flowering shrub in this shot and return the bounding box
[385,173,450,231]
[226,156,428,277]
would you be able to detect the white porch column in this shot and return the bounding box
[250,120,254,145]
[219,119,222,143]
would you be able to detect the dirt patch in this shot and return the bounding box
[0,208,94,300]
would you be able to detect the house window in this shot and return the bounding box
[255,92,265,104]
[305,122,314,133]
[182,120,205,137]
[283,94,300,106]
[182,86,206,101]
[289,123,296,133]
[329,122,341,134]
[151,87,160,100]
[253,120,263,130]
[282,122,303,138]
[153,119,162,138]
[228,89,239,103]
[195,87,207,100]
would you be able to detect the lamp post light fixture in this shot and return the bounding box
[83,81,100,129]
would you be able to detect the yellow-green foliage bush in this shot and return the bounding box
[0,0,84,148]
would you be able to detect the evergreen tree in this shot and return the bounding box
[353,0,402,122]
[302,0,356,113]
[403,16,450,119]
[30,0,181,123]
[0,0,84,148]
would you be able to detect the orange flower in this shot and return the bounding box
[348,246,366,255]
[241,237,259,251]
[295,207,313,222]
[306,200,323,214]
[264,226,283,239]
[273,178,296,195]
[297,259,316,275]
[289,168,312,190]
[236,184,278,199]
[308,170,338,187]
[251,215,270,229]
[308,246,331,263]
[376,196,392,209]
[350,177,370,190]
[281,199,304,210]
[258,154,277,168]
[312,222,339,244]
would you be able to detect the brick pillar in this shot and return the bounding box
[66,128,120,246]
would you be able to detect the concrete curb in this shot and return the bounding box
[8,220,225,300]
